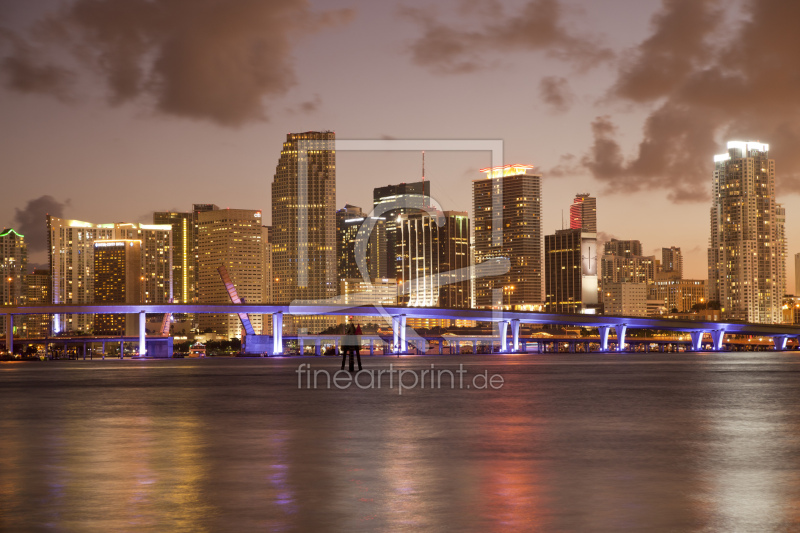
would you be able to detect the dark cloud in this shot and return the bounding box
[13,195,70,253]
[543,153,580,177]
[0,28,74,99]
[287,94,322,115]
[539,76,573,113]
[404,0,613,74]
[585,0,800,202]
[0,0,354,126]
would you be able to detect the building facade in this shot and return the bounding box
[47,216,172,333]
[398,210,471,308]
[544,228,599,313]
[23,269,50,338]
[473,165,542,309]
[272,131,337,304]
[604,282,648,316]
[0,228,27,337]
[373,180,431,280]
[93,240,142,336]
[196,208,265,339]
[661,247,683,279]
[569,194,597,232]
[154,211,194,304]
[708,141,786,323]
[650,279,707,313]
[336,204,386,281]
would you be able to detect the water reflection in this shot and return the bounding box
[0,354,799,531]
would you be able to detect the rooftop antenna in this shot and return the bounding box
[422,150,425,182]
[561,209,564,230]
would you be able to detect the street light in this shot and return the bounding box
[503,285,515,310]
[7,277,12,306]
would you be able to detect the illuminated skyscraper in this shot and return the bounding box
[93,240,142,336]
[373,180,430,280]
[0,228,26,306]
[0,228,27,337]
[154,211,194,303]
[398,210,471,308]
[196,208,265,339]
[473,165,542,309]
[336,204,386,281]
[47,216,171,333]
[271,131,337,304]
[708,141,786,323]
[569,193,596,232]
[544,228,598,313]
[23,269,50,338]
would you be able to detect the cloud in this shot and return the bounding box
[584,0,800,202]
[0,29,74,100]
[286,94,322,115]
[543,153,580,177]
[13,195,71,253]
[0,0,353,126]
[539,76,573,113]
[404,0,613,74]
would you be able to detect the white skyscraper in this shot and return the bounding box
[708,141,786,323]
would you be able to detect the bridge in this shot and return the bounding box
[3,303,800,356]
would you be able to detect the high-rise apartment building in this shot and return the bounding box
[154,211,194,303]
[544,228,598,313]
[398,210,471,308]
[600,239,656,311]
[23,269,50,338]
[271,131,337,304]
[0,228,27,337]
[473,165,542,309]
[192,204,219,301]
[197,208,265,339]
[336,204,386,281]
[795,253,800,295]
[708,141,786,323]
[569,194,597,232]
[661,247,683,279]
[373,180,431,280]
[47,216,172,333]
[604,239,643,258]
[0,228,26,306]
[93,240,143,336]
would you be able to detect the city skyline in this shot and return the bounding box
[2,0,799,289]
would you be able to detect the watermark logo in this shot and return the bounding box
[296,363,504,394]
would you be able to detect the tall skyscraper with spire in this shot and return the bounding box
[271,131,337,304]
[708,141,786,323]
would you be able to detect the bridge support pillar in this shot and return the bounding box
[511,319,520,352]
[272,312,283,355]
[438,341,443,355]
[370,339,374,355]
[498,320,509,352]
[120,341,124,359]
[774,335,789,351]
[616,324,627,352]
[5,314,12,356]
[711,330,725,351]
[598,326,610,351]
[689,331,704,352]
[139,310,146,356]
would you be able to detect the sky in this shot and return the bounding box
[1,0,799,289]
